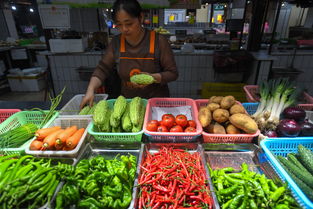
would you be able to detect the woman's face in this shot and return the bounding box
[115,9,142,39]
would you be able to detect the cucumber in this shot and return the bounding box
[277,156,313,189]
[278,156,313,201]
[298,145,313,174]
[287,153,311,174]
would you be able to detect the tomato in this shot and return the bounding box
[162,114,175,121]
[161,116,175,129]
[175,115,188,128]
[185,127,197,132]
[170,125,183,132]
[187,120,196,128]
[157,125,168,132]
[149,120,159,126]
[146,122,158,132]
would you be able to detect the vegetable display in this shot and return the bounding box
[79,102,98,115]
[199,95,258,134]
[277,145,313,201]
[93,96,145,133]
[146,114,197,132]
[0,154,74,209]
[55,154,137,209]
[252,78,302,132]
[209,163,299,209]
[0,123,37,148]
[29,126,85,151]
[138,146,213,209]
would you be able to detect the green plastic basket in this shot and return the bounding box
[88,99,147,143]
[0,111,59,155]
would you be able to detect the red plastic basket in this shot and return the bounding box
[243,85,313,111]
[195,99,260,143]
[143,98,202,142]
[0,109,21,124]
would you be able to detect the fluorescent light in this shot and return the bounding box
[11,5,16,10]
[30,8,34,12]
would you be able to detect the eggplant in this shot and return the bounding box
[283,107,306,122]
[277,119,301,137]
[300,120,313,136]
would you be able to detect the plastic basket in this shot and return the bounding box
[143,98,202,142]
[0,109,21,124]
[244,85,313,110]
[25,117,91,157]
[59,94,108,117]
[195,99,259,143]
[260,138,313,209]
[88,99,147,143]
[0,111,59,154]
[242,103,259,115]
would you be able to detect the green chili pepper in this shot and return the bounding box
[101,196,115,208]
[284,195,296,205]
[270,187,286,202]
[227,173,244,179]
[78,197,102,209]
[0,159,18,179]
[224,174,245,184]
[105,160,115,175]
[249,199,258,209]
[218,184,239,195]
[268,179,278,191]
[0,154,19,163]
[259,174,270,196]
[217,177,224,191]
[275,204,289,209]
[221,198,233,209]
[229,194,244,209]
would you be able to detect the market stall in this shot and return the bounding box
[0,85,312,209]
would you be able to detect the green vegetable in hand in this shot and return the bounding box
[130,74,155,85]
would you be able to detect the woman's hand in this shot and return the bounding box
[80,89,95,110]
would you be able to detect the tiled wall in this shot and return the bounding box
[49,52,260,100]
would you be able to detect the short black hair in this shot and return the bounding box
[112,0,142,21]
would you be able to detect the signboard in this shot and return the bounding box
[214,4,224,10]
[38,5,70,29]
[37,0,169,8]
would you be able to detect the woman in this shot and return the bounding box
[80,0,178,108]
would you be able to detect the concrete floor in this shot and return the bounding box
[0,90,46,101]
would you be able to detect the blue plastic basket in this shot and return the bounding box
[242,102,259,115]
[260,138,313,209]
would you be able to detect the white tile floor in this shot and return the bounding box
[0,90,46,102]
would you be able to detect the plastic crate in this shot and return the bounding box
[242,103,259,115]
[59,94,108,117]
[260,138,313,209]
[195,99,260,143]
[143,98,202,142]
[244,85,313,111]
[0,109,21,123]
[25,117,91,157]
[0,111,59,154]
[88,99,147,143]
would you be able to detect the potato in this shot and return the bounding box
[230,104,246,115]
[207,103,220,112]
[209,96,224,104]
[198,107,212,127]
[213,109,229,123]
[229,113,258,134]
[220,96,236,109]
[206,122,226,134]
[226,124,241,134]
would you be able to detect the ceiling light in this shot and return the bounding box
[30,8,34,12]
[11,5,16,10]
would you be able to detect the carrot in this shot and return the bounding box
[62,146,73,151]
[66,128,85,149]
[55,125,77,146]
[42,129,64,150]
[35,126,61,141]
[30,140,43,150]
